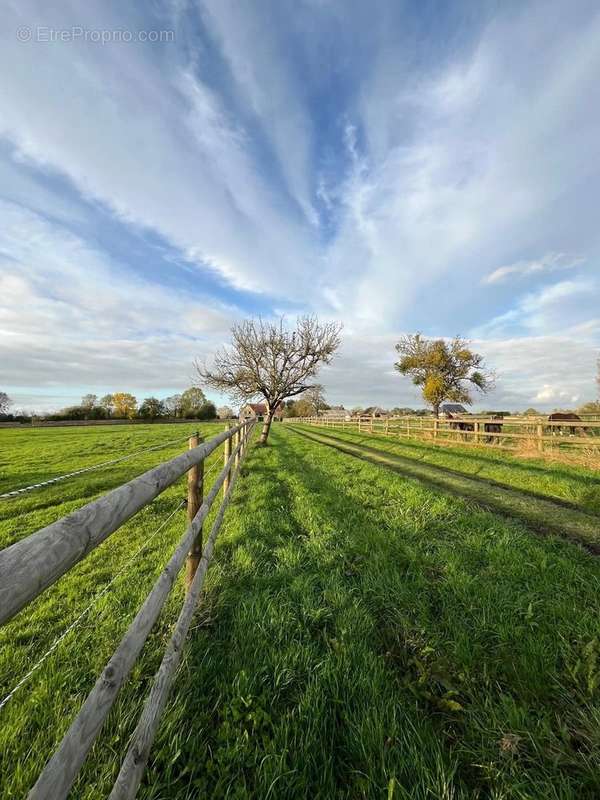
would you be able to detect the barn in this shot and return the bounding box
[440,403,468,416]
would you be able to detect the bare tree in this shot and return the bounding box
[163,394,183,418]
[302,384,328,415]
[196,316,342,444]
[0,391,12,415]
[99,394,114,416]
[81,393,97,410]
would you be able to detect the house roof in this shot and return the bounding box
[242,402,284,414]
[440,403,468,413]
[320,406,345,416]
[248,403,267,413]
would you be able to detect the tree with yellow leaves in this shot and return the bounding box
[112,392,137,419]
[395,334,493,417]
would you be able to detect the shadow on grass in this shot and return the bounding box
[310,425,600,487]
[293,429,600,515]
[147,439,469,798]
[287,427,600,555]
[147,427,600,800]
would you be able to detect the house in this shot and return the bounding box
[239,403,284,422]
[363,406,389,418]
[319,406,346,419]
[440,403,468,416]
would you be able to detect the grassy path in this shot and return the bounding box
[288,426,600,552]
[142,425,600,799]
[291,424,600,515]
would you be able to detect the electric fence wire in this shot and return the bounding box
[0,499,186,712]
[0,432,198,500]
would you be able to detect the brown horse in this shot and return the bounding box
[446,413,503,443]
[483,415,504,442]
[547,412,584,436]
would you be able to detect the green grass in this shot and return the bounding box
[2,422,600,798]
[284,425,600,552]
[0,422,226,797]
[296,423,600,516]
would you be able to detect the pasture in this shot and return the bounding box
[1,422,600,798]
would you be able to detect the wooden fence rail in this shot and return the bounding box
[0,419,255,799]
[284,415,600,453]
[0,422,246,626]
[109,438,248,800]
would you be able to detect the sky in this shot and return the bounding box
[1,0,599,413]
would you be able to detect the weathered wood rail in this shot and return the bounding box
[285,415,600,453]
[0,419,255,799]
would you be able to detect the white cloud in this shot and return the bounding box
[0,200,240,405]
[484,253,585,284]
[534,385,580,404]
[197,0,317,225]
[322,3,600,327]
[473,277,599,341]
[1,1,599,413]
[0,1,319,298]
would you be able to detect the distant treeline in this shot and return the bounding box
[0,388,229,423]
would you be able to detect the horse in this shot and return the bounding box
[547,412,584,436]
[445,413,503,443]
[483,415,504,443]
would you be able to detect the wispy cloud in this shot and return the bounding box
[1,0,599,411]
[0,200,241,402]
[484,253,585,285]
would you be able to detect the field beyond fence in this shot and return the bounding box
[0,420,255,798]
[285,414,600,459]
[0,417,225,429]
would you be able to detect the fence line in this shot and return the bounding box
[1,420,255,799]
[0,499,186,713]
[285,415,600,453]
[108,434,248,799]
[0,433,195,500]
[0,422,247,626]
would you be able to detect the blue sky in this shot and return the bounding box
[1,0,599,412]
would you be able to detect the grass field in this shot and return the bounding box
[1,422,600,798]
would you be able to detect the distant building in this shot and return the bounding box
[239,403,284,422]
[440,403,468,415]
[319,406,346,419]
[363,406,389,418]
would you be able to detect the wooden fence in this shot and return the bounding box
[285,415,600,453]
[0,419,255,799]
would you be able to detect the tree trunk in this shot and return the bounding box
[433,404,440,418]
[259,410,275,445]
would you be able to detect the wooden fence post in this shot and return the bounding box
[474,421,480,445]
[234,428,240,470]
[433,418,438,442]
[537,422,543,453]
[406,418,410,439]
[223,423,231,495]
[185,432,203,591]
[385,418,389,435]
